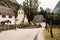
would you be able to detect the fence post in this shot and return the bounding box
[8,24,9,30]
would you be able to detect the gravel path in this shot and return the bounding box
[0,28,45,40]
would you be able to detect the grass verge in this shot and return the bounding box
[43,28,60,40]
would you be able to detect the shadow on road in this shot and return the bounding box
[34,31,40,40]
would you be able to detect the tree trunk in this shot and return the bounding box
[45,22,47,30]
[50,21,53,38]
[47,24,49,32]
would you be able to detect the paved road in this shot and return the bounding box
[0,28,45,40]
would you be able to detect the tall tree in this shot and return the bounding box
[23,0,39,23]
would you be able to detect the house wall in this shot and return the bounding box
[16,9,24,25]
[16,8,28,25]
[40,22,46,28]
[0,15,15,25]
[24,16,28,23]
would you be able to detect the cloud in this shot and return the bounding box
[16,0,25,5]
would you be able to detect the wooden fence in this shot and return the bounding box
[0,25,16,31]
[52,25,60,28]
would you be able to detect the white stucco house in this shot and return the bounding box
[0,6,28,25]
[0,6,15,25]
[16,8,28,25]
[16,8,24,25]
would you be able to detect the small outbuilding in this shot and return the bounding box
[32,15,46,27]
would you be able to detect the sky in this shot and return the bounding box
[16,0,59,11]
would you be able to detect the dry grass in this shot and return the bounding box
[43,28,60,40]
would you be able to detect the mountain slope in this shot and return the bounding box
[53,1,60,13]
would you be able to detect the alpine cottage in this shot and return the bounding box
[0,6,15,25]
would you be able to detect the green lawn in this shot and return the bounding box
[43,28,60,40]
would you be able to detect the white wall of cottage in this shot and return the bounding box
[0,15,15,25]
[16,8,24,25]
[16,8,28,25]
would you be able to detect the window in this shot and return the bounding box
[15,18,18,21]
[9,16,12,18]
[2,15,6,18]
[22,12,23,14]
[19,11,20,14]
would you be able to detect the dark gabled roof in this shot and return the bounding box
[0,6,15,15]
[33,15,45,23]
